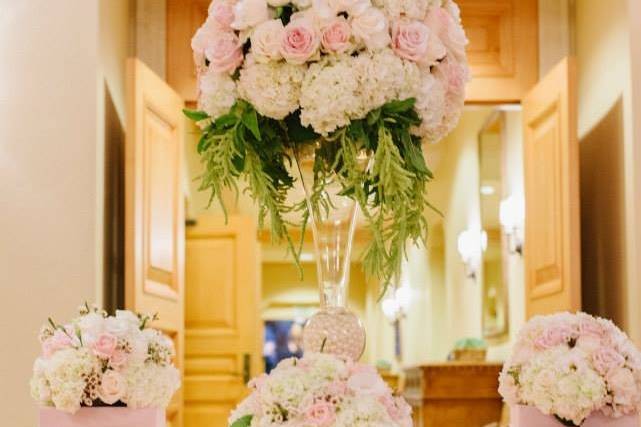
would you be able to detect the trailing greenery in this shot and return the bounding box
[230,415,253,427]
[185,98,436,290]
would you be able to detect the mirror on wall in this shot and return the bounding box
[478,112,509,340]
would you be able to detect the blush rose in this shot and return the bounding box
[92,332,118,359]
[280,19,320,64]
[251,19,285,63]
[321,17,352,54]
[98,370,127,405]
[205,32,244,74]
[305,401,336,427]
[391,19,430,62]
[351,7,390,51]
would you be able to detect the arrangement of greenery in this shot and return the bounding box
[184,97,437,287]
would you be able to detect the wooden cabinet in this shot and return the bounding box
[459,0,539,103]
[166,0,539,104]
[404,363,503,427]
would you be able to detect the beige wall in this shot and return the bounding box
[575,0,639,340]
[0,1,101,424]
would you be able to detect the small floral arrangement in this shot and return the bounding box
[186,0,468,284]
[499,312,641,426]
[228,353,412,427]
[30,304,180,414]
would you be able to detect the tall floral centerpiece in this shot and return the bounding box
[31,305,180,427]
[186,0,468,358]
[499,312,641,427]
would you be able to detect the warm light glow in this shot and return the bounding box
[499,195,525,231]
[457,228,487,279]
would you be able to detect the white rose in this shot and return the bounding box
[251,19,285,63]
[115,310,140,329]
[98,370,127,405]
[231,0,271,31]
[327,0,371,16]
[351,7,391,50]
[77,312,105,345]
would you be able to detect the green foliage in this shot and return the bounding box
[184,98,437,292]
[230,415,253,427]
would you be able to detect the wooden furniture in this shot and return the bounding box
[404,363,503,427]
[184,215,262,427]
[166,0,539,104]
[522,57,580,318]
[125,58,186,427]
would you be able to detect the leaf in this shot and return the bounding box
[182,109,209,121]
[382,98,416,114]
[214,113,238,129]
[242,109,261,141]
[197,133,211,154]
[230,415,253,427]
[366,108,381,126]
[285,111,319,143]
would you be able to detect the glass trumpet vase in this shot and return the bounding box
[294,144,367,361]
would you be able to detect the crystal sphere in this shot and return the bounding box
[302,307,366,360]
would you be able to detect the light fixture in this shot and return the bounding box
[382,285,412,323]
[457,228,487,279]
[480,184,496,196]
[499,195,525,255]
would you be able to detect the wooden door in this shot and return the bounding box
[184,215,262,427]
[522,57,580,318]
[125,58,185,427]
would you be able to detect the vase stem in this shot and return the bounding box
[294,144,366,361]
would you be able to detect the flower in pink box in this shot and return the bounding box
[31,304,180,416]
[500,312,641,427]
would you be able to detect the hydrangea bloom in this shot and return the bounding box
[228,353,413,427]
[499,312,641,425]
[30,305,180,414]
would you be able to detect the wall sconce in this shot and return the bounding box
[382,285,412,323]
[457,228,487,279]
[499,195,525,255]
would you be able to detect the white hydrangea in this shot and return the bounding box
[336,395,395,426]
[519,347,607,426]
[198,69,237,120]
[40,348,98,414]
[373,0,441,20]
[124,363,181,409]
[355,48,421,113]
[237,58,306,120]
[300,55,362,135]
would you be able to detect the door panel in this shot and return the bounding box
[522,57,580,318]
[125,58,185,427]
[185,215,262,427]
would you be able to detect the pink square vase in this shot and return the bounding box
[39,407,166,427]
[510,405,639,427]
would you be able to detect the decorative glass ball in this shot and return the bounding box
[302,307,366,360]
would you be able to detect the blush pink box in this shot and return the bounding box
[510,405,639,427]
[39,407,166,427]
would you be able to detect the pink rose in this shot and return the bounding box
[205,32,243,74]
[305,401,335,427]
[42,330,74,358]
[607,367,639,408]
[98,370,126,405]
[209,2,235,30]
[534,327,572,350]
[109,349,129,369]
[391,19,430,62]
[280,19,320,64]
[424,7,467,62]
[347,372,388,397]
[321,17,352,54]
[593,347,625,375]
[92,332,118,359]
[251,19,285,63]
